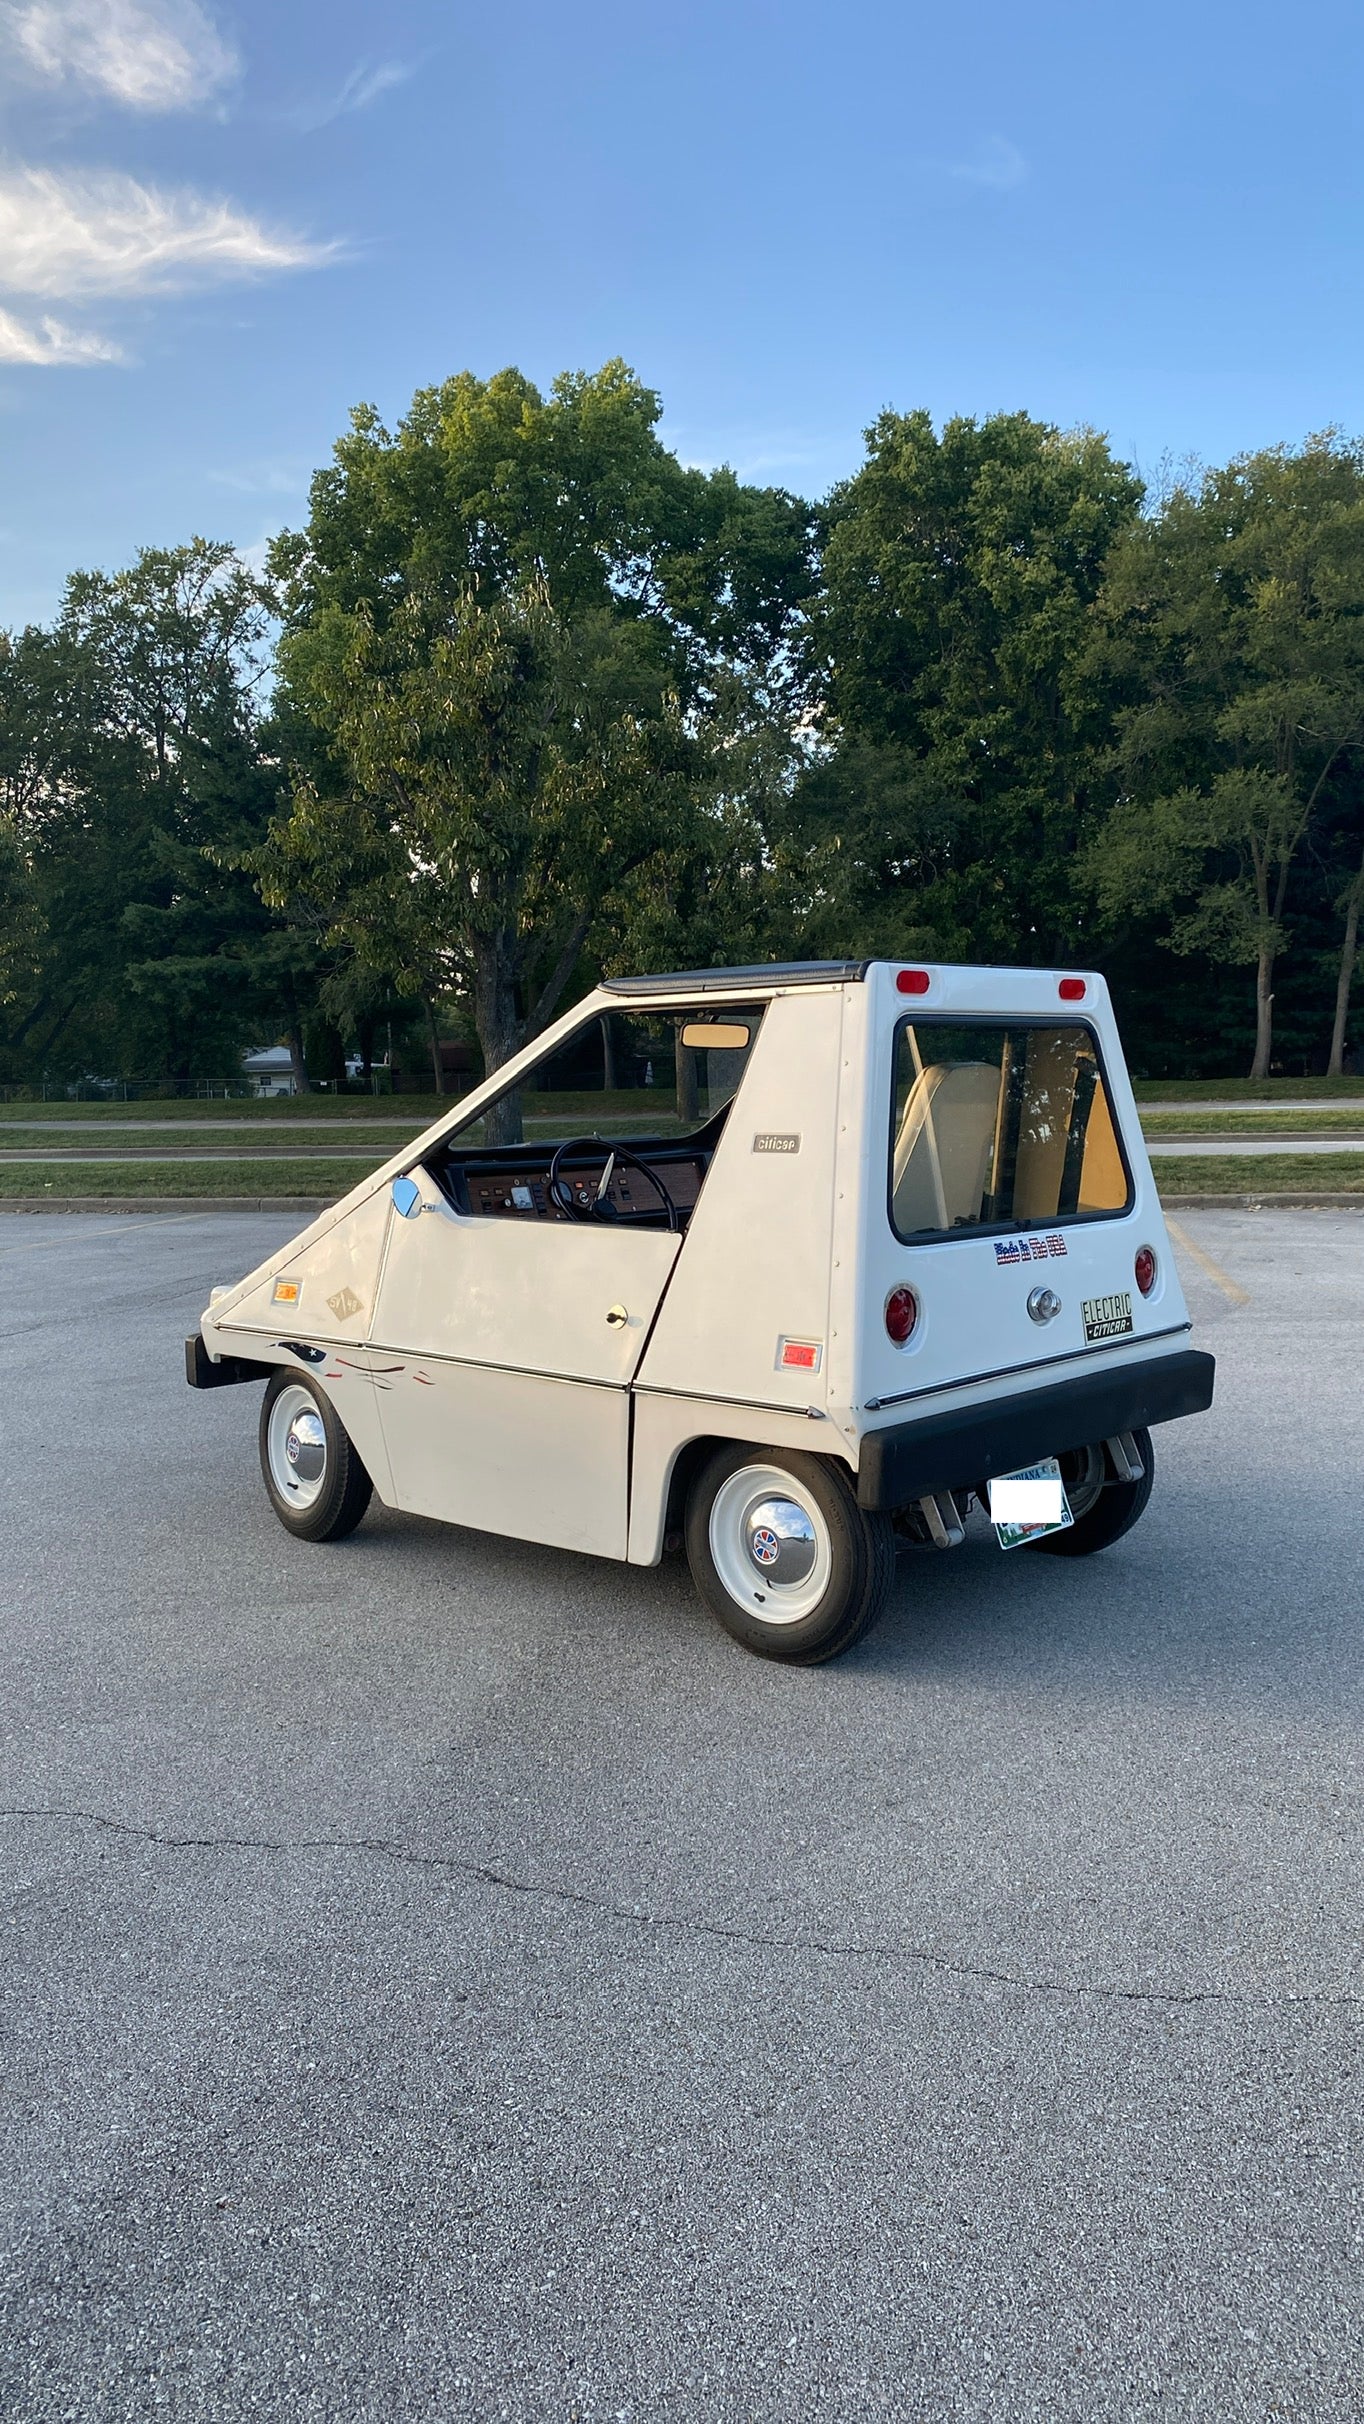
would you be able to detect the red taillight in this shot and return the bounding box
[1058,977,1086,1001]
[1134,1245,1157,1297]
[885,1284,918,1345]
[896,968,931,995]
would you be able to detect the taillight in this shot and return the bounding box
[885,1284,918,1345]
[896,968,931,995]
[1058,976,1086,1001]
[1134,1244,1157,1296]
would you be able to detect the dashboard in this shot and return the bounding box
[433,1142,710,1226]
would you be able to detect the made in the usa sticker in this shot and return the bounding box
[994,1233,1067,1267]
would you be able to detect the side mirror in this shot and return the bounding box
[391,1175,422,1219]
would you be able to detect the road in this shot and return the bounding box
[1,1208,1360,2421]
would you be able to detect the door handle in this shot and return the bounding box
[605,1303,629,1328]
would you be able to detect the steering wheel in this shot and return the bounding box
[547,1135,680,1233]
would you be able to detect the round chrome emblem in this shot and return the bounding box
[1027,1286,1062,1325]
[284,1410,326,1482]
[744,1496,817,1585]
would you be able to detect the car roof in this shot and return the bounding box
[600,961,869,995]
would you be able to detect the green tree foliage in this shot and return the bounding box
[263,362,817,1132]
[1089,437,1364,1077]
[799,410,1143,961]
[4,384,1364,1093]
[0,540,308,1086]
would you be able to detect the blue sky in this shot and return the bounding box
[1,0,1362,626]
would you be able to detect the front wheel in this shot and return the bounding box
[259,1371,372,1543]
[1033,1429,1154,1557]
[685,1444,895,1663]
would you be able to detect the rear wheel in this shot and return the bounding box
[259,1371,372,1543]
[1033,1429,1154,1557]
[685,1444,895,1663]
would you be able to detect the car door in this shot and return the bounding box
[368,1187,679,1559]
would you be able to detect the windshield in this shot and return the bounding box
[889,1020,1131,1241]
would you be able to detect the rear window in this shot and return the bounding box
[889,1020,1132,1242]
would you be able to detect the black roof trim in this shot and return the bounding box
[601,961,869,996]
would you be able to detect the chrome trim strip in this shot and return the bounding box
[861,1321,1193,1414]
[632,1383,825,1420]
[221,1326,633,1392]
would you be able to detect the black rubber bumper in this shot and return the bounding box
[185,1334,272,1390]
[856,1347,1215,1511]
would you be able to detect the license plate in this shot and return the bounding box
[990,1458,1075,1551]
[1082,1290,1133,1343]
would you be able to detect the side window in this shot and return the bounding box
[441,1007,763,1148]
[428,1004,765,1228]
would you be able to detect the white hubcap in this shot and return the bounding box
[267,1383,328,1511]
[708,1464,832,1625]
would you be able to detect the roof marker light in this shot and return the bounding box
[896,969,931,995]
[1058,977,1087,1001]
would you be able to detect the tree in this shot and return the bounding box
[1089,436,1364,1078]
[1327,842,1364,1074]
[804,409,1142,962]
[0,540,297,1087]
[264,362,817,1136]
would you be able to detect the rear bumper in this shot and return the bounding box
[185,1333,272,1390]
[856,1347,1215,1512]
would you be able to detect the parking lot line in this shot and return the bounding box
[1165,1215,1251,1306]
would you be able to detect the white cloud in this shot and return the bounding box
[286,57,413,133]
[3,0,237,111]
[0,304,122,363]
[0,167,338,298]
[949,136,1028,192]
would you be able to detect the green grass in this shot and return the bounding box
[1154,1154,1364,1195]
[1131,1075,1364,1101]
[0,1086,682,1129]
[1142,1107,1364,1136]
[0,1159,382,1199]
[6,1149,1363,1202]
[0,1095,449,1123]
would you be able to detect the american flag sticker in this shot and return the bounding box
[995,1234,1067,1267]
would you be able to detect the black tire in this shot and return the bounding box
[685,1442,896,1664]
[1032,1428,1154,1557]
[258,1369,373,1543]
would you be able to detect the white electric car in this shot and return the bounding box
[188,961,1214,1662]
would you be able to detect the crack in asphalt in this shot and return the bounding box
[3,1803,1359,2013]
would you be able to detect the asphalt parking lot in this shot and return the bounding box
[1,1208,1361,2421]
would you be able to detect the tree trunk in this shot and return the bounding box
[286,1021,311,1095]
[1249,945,1275,1082]
[472,934,525,1145]
[1328,869,1363,1078]
[358,1016,374,1090]
[424,999,445,1097]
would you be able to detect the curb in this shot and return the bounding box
[0,1195,334,1214]
[1157,1191,1364,1210]
[3,1190,1364,1217]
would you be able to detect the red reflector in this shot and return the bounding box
[780,1340,819,1370]
[1058,977,1086,1001]
[885,1285,918,1345]
[1134,1245,1157,1297]
[896,968,931,995]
